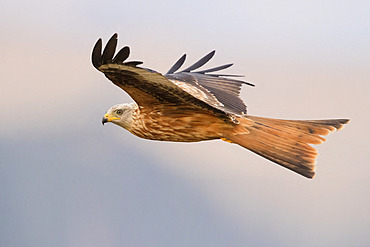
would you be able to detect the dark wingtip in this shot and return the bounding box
[207,50,216,57]
[333,119,350,130]
[102,33,118,64]
[341,119,350,124]
[180,50,216,73]
[195,63,233,74]
[92,38,102,69]
[245,81,255,87]
[166,54,187,74]
[112,46,130,63]
[123,61,143,67]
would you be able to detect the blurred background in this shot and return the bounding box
[1,0,369,246]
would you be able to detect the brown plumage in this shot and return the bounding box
[93,33,349,179]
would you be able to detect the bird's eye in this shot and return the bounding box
[116,109,123,115]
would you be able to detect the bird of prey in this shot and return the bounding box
[92,33,349,179]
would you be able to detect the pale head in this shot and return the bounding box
[102,103,137,130]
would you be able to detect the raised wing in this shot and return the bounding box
[165,50,254,115]
[166,73,251,115]
[92,33,253,116]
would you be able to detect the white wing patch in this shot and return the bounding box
[169,79,224,107]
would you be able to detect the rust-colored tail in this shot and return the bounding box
[223,116,349,178]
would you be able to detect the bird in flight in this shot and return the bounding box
[92,33,349,179]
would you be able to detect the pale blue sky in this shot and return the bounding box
[1,0,369,246]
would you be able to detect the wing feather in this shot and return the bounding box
[102,33,117,64]
[112,46,130,63]
[92,34,231,119]
[179,51,215,72]
[163,48,254,114]
[92,38,102,69]
[166,54,186,74]
[166,73,248,115]
[92,34,253,117]
[123,61,143,67]
[195,63,233,74]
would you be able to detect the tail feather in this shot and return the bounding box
[224,116,349,178]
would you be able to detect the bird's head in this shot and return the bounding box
[102,103,136,129]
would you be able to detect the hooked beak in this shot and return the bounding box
[102,113,119,125]
[102,116,108,125]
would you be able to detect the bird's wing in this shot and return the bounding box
[165,72,253,115]
[92,33,253,116]
[165,49,254,115]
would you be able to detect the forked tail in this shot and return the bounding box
[223,116,349,178]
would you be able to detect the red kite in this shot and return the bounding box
[93,34,349,178]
